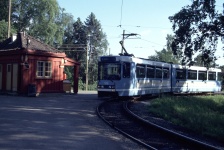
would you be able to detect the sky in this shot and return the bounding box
[57,0,224,65]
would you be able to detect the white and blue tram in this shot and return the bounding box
[97,55,222,97]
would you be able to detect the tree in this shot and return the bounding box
[22,0,60,45]
[70,18,87,61]
[0,0,66,46]
[84,12,108,84]
[63,13,108,87]
[219,65,224,89]
[0,0,9,21]
[193,54,216,66]
[54,8,74,46]
[169,0,224,67]
[148,34,180,64]
[63,17,87,85]
[148,48,180,64]
[0,0,17,41]
[0,20,9,42]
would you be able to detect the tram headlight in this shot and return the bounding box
[98,85,115,89]
[109,85,115,89]
[98,85,104,88]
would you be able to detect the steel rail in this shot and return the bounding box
[96,99,157,150]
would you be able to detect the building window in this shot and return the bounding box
[37,61,52,78]
[7,64,11,72]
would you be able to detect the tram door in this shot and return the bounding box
[6,64,12,91]
[6,64,18,91]
[12,64,18,91]
[0,64,2,90]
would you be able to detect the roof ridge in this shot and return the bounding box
[26,34,61,52]
[20,32,63,53]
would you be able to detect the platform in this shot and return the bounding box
[0,92,144,150]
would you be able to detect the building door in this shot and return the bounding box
[12,64,18,92]
[0,64,2,90]
[6,64,12,91]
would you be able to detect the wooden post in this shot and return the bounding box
[73,65,79,94]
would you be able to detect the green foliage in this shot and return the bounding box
[63,13,108,86]
[148,34,180,64]
[78,77,85,90]
[169,0,224,67]
[148,95,224,141]
[0,20,9,42]
[193,53,217,67]
[84,13,108,84]
[0,0,68,46]
[64,66,73,83]
[65,17,86,61]
[219,65,224,89]
[0,20,17,42]
[78,78,97,91]
[148,48,180,64]
[0,0,9,21]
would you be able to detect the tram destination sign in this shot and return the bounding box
[101,57,116,62]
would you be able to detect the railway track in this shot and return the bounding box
[96,98,223,150]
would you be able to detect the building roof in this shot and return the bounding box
[0,32,63,53]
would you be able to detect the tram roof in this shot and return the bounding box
[99,55,221,72]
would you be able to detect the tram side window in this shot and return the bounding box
[155,67,162,78]
[136,64,145,78]
[188,70,197,80]
[123,62,130,78]
[208,72,216,80]
[163,68,169,79]
[198,71,207,80]
[176,69,186,80]
[146,65,155,78]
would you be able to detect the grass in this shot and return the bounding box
[148,95,224,142]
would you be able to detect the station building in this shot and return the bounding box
[0,32,80,95]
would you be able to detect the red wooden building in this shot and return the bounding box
[0,32,80,95]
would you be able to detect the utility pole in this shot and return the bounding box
[7,0,11,38]
[86,42,89,91]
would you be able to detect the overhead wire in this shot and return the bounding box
[107,0,168,50]
[119,0,124,27]
[102,24,171,30]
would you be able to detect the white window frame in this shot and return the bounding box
[36,61,52,78]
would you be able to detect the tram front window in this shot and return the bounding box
[99,63,121,80]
